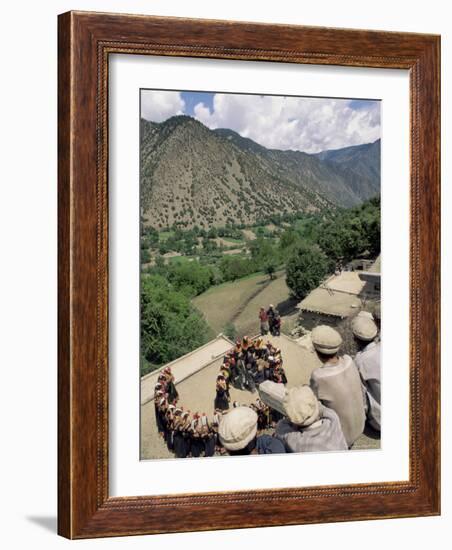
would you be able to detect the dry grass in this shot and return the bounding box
[192,271,296,337]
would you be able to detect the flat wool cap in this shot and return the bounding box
[218,407,258,451]
[357,311,374,320]
[352,313,378,341]
[283,386,320,427]
[311,325,342,355]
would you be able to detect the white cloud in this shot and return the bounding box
[193,94,380,153]
[141,90,185,122]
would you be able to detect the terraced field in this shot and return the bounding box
[192,270,297,337]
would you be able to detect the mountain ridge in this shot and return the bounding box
[140,115,380,229]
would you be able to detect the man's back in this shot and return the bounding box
[275,405,347,453]
[355,341,381,431]
[310,355,365,447]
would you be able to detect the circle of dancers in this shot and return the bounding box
[153,335,287,458]
[152,306,381,458]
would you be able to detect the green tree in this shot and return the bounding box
[219,256,255,281]
[265,262,276,280]
[207,227,218,239]
[286,244,330,299]
[279,228,302,258]
[140,275,213,374]
[141,249,151,264]
[223,322,237,341]
[167,261,214,296]
[155,254,165,268]
[248,237,280,271]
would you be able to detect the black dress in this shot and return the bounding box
[173,426,189,458]
[167,380,179,404]
[155,404,164,433]
[204,433,216,457]
[166,420,175,451]
[160,414,168,442]
[214,386,229,411]
[190,434,205,458]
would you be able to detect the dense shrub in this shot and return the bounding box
[286,244,330,299]
[219,256,256,281]
[166,261,214,297]
[140,275,213,374]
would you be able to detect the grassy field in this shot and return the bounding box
[222,236,244,245]
[158,230,174,241]
[167,255,194,264]
[192,270,296,337]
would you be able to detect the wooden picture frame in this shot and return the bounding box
[58,11,440,539]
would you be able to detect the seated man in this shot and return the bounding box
[309,325,366,447]
[352,311,381,432]
[275,385,347,452]
[218,406,286,455]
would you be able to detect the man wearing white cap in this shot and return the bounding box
[218,406,286,455]
[275,386,347,452]
[352,311,381,432]
[309,325,365,447]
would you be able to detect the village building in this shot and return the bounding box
[296,255,381,325]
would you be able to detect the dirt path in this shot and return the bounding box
[229,277,273,325]
[193,269,295,339]
[234,275,297,337]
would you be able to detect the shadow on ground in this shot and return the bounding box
[276,296,298,316]
[26,516,57,533]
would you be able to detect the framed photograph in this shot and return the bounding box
[58,11,440,538]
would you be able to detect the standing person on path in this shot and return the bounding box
[267,304,276,335]
[259,307,269,335]
[309,325,366,447]
[352,312,381,432]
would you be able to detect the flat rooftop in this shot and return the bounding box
[297,271,365,318]
[141,334,234,405]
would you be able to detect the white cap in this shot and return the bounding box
[352,312,378,341]
[311,325,342,355]
[357,311,374,320]
[283,386,320,427]
[218,407,258,451]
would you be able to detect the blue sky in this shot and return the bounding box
[141,89,380,154]
[181,92,214,116]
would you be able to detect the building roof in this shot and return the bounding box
[297,255,381,318]
[140,334,234,405]
[368,255,381,273]
[297,272,365,318]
